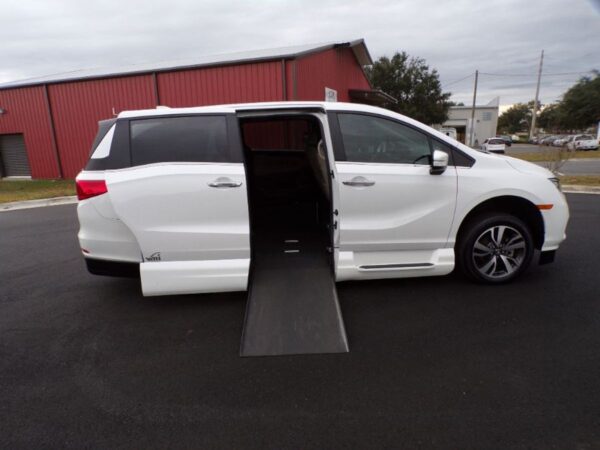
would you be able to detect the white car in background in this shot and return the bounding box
[481,138,506,154]
[76,101,569,296]
[566,134,599,151]
[440,127,458,141]
[553,135,571,147]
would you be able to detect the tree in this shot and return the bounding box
[497,101,537,133]
[558,72,600,130]
[537,103,564,132]
[365,52,451,124]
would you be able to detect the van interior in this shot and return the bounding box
[238,114,348,356]
[240,115,332,256]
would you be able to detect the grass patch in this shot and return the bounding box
[0,179,75,204]
[511,149,600,162]
[559,175,600,187]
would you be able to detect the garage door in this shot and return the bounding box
[0,134,31,177]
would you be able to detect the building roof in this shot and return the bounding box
[449,105,499,110]
[0,39,372,90]
[449,97,500,110]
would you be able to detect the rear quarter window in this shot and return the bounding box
[130,115,229,166]
[88,119,117,157]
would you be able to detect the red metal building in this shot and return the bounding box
[0,39,388,179]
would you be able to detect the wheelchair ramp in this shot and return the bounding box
[240,231,349,357]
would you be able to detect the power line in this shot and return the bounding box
[442,70,594,91]
[443,73,473,87]
[479,70,596,77]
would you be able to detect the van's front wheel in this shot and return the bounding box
[457,214,534,284]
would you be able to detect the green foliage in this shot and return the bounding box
[497,102,534,133]
[366,52,451,124]
[558,73,600,129]
[533,72,599,132]
[537,103,565,132]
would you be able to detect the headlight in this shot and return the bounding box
[549,177,561,192]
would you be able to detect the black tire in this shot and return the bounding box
[456,213,534,284]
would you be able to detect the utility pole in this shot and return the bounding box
[530,50,544,140]
[469,70,479,147]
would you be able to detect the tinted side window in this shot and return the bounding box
[130,115,228,166]
[85,119,131,171]
[337,114,431,164]
[431,138,475,167]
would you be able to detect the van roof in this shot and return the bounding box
[117,101,385,118]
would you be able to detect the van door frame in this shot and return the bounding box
[234,108,339,268]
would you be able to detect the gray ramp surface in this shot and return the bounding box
[240,230,349,357]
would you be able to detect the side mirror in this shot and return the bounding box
[430,150,448,175]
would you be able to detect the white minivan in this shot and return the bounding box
[76,102,569,296]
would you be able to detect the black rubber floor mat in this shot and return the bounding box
[240,230,349,357]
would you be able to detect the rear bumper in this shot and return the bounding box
[85,257,140,278]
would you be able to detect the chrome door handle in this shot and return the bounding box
[208,178,243,188]
[342,177,375,187]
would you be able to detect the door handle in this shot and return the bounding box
[342,177,375,187]
[208,178,243,188]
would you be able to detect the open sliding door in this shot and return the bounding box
[106,113,251,296]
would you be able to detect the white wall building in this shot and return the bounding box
[443,97,499,147]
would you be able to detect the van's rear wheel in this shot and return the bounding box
[457,213,534,284]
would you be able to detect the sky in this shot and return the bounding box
[1,0,599,109]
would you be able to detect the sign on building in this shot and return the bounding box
[325,87,337,102]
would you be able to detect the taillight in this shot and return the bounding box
[76,179,107,201]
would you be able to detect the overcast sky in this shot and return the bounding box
[1,0,599,108]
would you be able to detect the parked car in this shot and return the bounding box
[496,135,513,146]
[541,135,558,146]
[76,101,569,295]
[440,127,458,141]
[481,138,507,154]
[552,135,571,147]
[566,134,599,151]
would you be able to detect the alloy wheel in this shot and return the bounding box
[472,225,527,279]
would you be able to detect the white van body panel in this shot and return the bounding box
[332,161,457,279]
[104,163,250,293]
[335,248,454,281]
[140,259,250,296]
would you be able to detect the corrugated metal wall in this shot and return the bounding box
[0,86,59,178]
[0,48,371,179]
[48,76,156,178]
[157,61,283,107]
[294,47,371,101]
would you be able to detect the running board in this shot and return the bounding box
[240,233,349,357]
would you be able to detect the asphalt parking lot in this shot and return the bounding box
[1,194,600,449]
